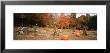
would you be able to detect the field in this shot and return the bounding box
[14,13,97,40]
[14,27,97,40]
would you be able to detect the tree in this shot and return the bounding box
[78,15,88,36]
[32,13,51,27]
[70,13,77,29]
[87,15,97,30]
[57,13,72,29]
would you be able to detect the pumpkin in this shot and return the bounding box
[75,31,80,37]
[61,35,69,40]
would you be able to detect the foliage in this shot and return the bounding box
[87,15,97,30]
[14,13,97,30]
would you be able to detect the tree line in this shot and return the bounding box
[14,13,97,30]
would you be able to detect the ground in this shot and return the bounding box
[14,27,97,40]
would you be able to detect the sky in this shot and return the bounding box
[76,13,97,18]
[50,13,97,18]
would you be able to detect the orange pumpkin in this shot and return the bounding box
[75,31,80,37]
[61,35,69,40]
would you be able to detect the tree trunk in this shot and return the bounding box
[83,26,87,36]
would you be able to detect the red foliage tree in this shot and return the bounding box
[40,13,51,27]
[32,13,51,27]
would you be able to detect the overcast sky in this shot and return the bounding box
[76,13,97,18]
[49,13,97,18]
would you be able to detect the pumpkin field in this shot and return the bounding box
[14,27,97,40]
[14,13,97,40]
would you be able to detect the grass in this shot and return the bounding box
[14,27,97,40]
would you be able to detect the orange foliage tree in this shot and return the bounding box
[57,13,74,29]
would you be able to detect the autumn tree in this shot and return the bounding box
[69,13,77,29]
[48,13,58,28]
[32,13,51,27]
[57,13,72,29]
[78,15,88,36]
